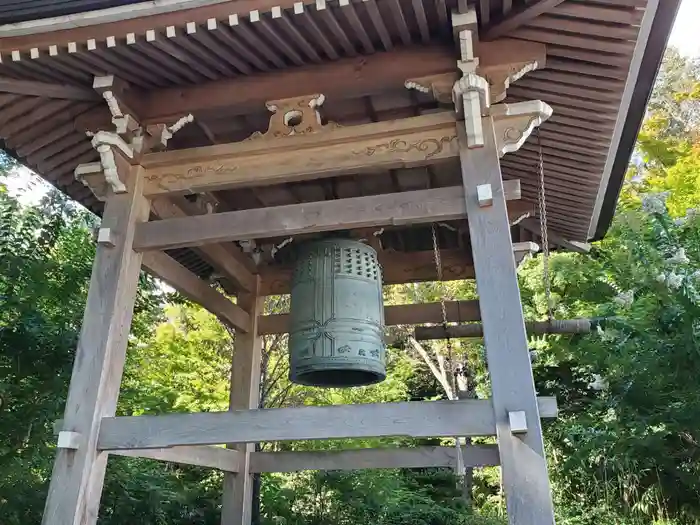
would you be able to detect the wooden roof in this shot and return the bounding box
[0,0,681,287]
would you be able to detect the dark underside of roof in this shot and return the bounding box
[0,0,145,24]
[591,0,681,241]
[0,0,684,242]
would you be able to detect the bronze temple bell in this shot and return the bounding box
[288,239,386,387]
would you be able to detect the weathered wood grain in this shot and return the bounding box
[41,168,149,525]
[249,445,500,473]
[97,398,558,450]
[221,280,264,525]
[0,76,99,100]
[134,185,529,252]
[139,113,460,196]
[111,446,241,472]
[482,0,568,41]
[258,300,482,335]
[459,119,555,524]
[142,251,250,332]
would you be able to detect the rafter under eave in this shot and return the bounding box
[0,76,99,100]
[480,0,568,41]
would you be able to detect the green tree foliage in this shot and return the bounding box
[516,49,700,525]
[2,47,699,525]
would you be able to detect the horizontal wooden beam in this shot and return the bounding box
[134,186,531,251]
[150,197,257,292]
[141,45,456,122]
[111,445,241,472]
[258,300,481,335]
[141,251,250,332]
[414,319,598,340]
[137,113,459,196]
[259,248,476,296]
[0,77,99,100]
[97,398,557,450]
[136,40,533,122]
[249,445,500,473]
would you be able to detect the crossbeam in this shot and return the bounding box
[142,251,250,332]
[258,300,481,335]
[135,40,541,122]
[259,249,476,296]
[135,112,460,196]
[249,445,500,473]
[111,446,241,472]
[141,46,456,122]
[97,398,557,450]
[134,185,530,251]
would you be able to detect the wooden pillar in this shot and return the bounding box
[221,279,263,525]
[459,120,556,525]
[41,168,149,525]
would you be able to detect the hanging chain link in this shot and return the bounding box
[431,224,454,371]
[536,129,554,322]
[431,224,449,330]
[431,222,464,477]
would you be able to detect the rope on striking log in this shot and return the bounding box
[414,318,606,341]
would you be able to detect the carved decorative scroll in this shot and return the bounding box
[80,75,196,200]
[246,94,339,141]
[491,100,553,157]
[404,30,546,105]
[481,60,540,103]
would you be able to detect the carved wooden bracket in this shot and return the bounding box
[75,131,134,198]
[484,62,539,103]
[491,100,553,157]
[405,11,546,106]
[93,75,140,136]
[246,94,339,141]
[453,73,490,148]
[477,39,546,103]
[451,12,490,150]
[78,75,197,200]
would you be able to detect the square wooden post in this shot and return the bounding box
[221,279,263,525]
[41,168,149,525]
[459,120,556,525]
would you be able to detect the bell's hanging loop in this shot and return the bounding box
[288,238,386,387]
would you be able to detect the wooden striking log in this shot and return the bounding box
[249,445,500,473]
[97,398,558,450]
[414,318,598,340]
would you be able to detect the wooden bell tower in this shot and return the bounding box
[0,0,676,524]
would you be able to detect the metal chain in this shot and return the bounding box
[431,224,448,328]
[431,222,464,479]
[430,224,459,394]
[536,129,554,322]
